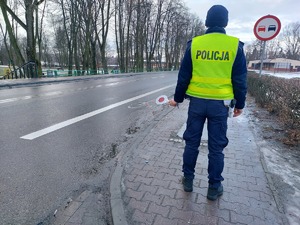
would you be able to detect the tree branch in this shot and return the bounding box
[2,2,27,30]
[35,0,45,6]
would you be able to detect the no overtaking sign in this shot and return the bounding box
[254,15,281,41]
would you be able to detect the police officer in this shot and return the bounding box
[169,5,247,200]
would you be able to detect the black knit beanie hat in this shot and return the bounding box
[205,5,228,28]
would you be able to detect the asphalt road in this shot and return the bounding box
[0,72,177,224]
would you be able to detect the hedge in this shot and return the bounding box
[247,71,300,147]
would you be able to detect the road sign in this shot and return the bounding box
[155,95,168,105]
[254,15,281,41]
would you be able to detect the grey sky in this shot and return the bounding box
[184,0,300,44]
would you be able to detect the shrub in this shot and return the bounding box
[247,71,300,147]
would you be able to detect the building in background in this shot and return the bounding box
[248,58,300,72]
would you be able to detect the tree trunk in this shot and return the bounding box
[0,1,25,67]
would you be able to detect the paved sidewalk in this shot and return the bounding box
[110,101,288,225]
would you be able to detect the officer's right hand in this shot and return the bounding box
[169,99,177,107]
[233,108,243,117]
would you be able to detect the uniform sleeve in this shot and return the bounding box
[174,41,193,103]
[231,41,247,109]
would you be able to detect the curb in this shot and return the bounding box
[0,71,174,89]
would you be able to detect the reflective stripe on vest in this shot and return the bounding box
[186,33,239,100]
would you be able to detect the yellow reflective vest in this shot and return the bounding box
[186,33,239,100]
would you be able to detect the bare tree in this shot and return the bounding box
[0,0,45,77]
[57,0,80,74]
[281,22,300,60]
[94,0,112,74]
[144,0,169,72]
[164,1,191,70]
[0,0,25,67]
[114,0,134,73]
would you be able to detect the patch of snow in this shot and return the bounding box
[250,69,300,79]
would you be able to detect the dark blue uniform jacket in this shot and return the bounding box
[174,27,247,109]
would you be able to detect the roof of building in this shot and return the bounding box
[248,58,300,66]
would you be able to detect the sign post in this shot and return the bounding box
[253,15,281,76]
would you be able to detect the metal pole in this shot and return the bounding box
[259,41,266,76]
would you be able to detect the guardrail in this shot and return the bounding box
[2,61,38,79]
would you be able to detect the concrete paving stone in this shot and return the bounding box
[218,217,236,225]
[263,208,286,224]
[195,187,211,198]
[182,201,207,214]
[251,168,268,178]
[222,173,238,181]
[235,164,255,173]
[224,161,238,170]
[249,195,278,211]
[225,186,261,201]
[227,167,247,177]
[174,189,198,202]
[135,175,153,186]
[131,162,147,170]
[255,176,271,186]
[153,160,171,169]
[147,202,170,217]
[259,191,276,203]
[226,179,250,190]
[143,164,160,173]
[126,173,137,182]
[125,179,141,191]
[156,186,176,198]
[168,180,183,191]
[235,174,257,185]
[159,152,175,161]
[169,158,182,167]
[125,188,145,201]
[164,173,182,183]
[230,211,255,224]
[168,207,194,221]
[198,177,210,188]
[190,212,218,225]
[131,209,156,224]
[174,168,184,177]
[204,207,230,222]
[228,201,266,220]
[151,178,171,188]
[224,152,236,158]
[247,183,271,194]
[192,178,201,187]
[142,191,164,205]
[154,215,179,225]
[146,171,165,180]
[248,217,281,225]
[138,183,158,195]
[218,200,253,215]
[161,195,186,210]
[128,198,150,213]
